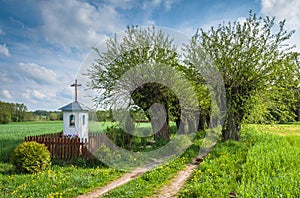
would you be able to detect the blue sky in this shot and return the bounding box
[0,0,299,111]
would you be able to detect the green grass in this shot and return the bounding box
[2,122,300,197]
[248,124,300,136]
[0,121,125,197]
[0,121,184,197]
[0,121,63,162]
[179,125,300,197]
[88,121,118,133]
[102,132,204,198]
[0,164,123,197]
[237,134,300,197]
[179,136,252,197]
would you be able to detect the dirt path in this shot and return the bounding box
[78,143,216,198]
[77,157,167,198]
[152,143,216,198]
[153,163,198,198]
[77,167,148,198]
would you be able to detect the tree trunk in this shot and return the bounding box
[198,111,206,131]
[205,113,211,128]
[153,120,170,141]
[124,133,132,149]
[297,106,300,122]
[187,119,197,134]
[131,83,171,141]
[151,101,170,141]
[222,110,243,141]
[175,117,180,130]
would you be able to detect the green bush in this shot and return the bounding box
[10,141,51,173]
[106,126,133,149]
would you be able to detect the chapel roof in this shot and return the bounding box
[59,101,90,111]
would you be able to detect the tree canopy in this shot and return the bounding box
[0,101,28,123]
[88,12,299,141]
[88,26,185,141]
[186,11,299,140]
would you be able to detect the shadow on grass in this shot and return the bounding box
[0,162,16,175]
[52,157,106,168]
[0,138,24,163]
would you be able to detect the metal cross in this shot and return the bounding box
[71,79,81,101]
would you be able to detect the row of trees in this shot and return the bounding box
[0,101,28,124]
[88,11,300,141]
[0,101,65,124]
[0,100,125,124]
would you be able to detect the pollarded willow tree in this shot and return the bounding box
[244,55,300,124]
[88,26,198,141]
[185,11,298,140]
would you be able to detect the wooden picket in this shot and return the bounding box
[24,133,107,161]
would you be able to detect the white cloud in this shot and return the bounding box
[39,0,123,51]
[0,28,4,35]
[143,0,161,9]
[261,0,300,29]
[142,0,178,11]
[32,90,47,99]
[261,0,300,50]
[145,20,156,26]
[22,90,30,100]
[103,0,136,10]
[38,0,181,52]
[22,89,55,102]
[0,44,11,57]
[163,0,179,11]
[2,89,12,99]
[18,62,59,85]
[0,72,13,83]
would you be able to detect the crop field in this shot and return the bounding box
[0,121,63,163]
[1,122,300,197]
[179,125,300,197]
[250,123,300,136]
[0,121,133,162]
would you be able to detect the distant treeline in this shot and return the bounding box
[1,99,298,125]
[0,100,148,124]
[0,101,28,123]
[0,101,64,124]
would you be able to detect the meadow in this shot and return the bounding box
[0,121,176,197]
[100,124,300,197]
[1,122,300,197]
[0,121,125,197]
[0,121,63,163]
[179,124,300,197]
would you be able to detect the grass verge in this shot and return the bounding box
[179,125,300,197]
[101,132,205,198]
[0,164,123,197]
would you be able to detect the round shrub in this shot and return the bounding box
[11,141,51,173]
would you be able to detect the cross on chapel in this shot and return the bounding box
[59,79,89,141]
[71,79,81,101]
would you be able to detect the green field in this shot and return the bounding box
[249,124,300,136]
[0,121,165,197]
[0,121,125,197]
[0,121,132,162]
[1,122,300,197]
[179,124,300,197]
[0,121,63,162]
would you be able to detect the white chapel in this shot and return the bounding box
[59,79,89,140]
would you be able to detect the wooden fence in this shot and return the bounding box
[25,133,108,161]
